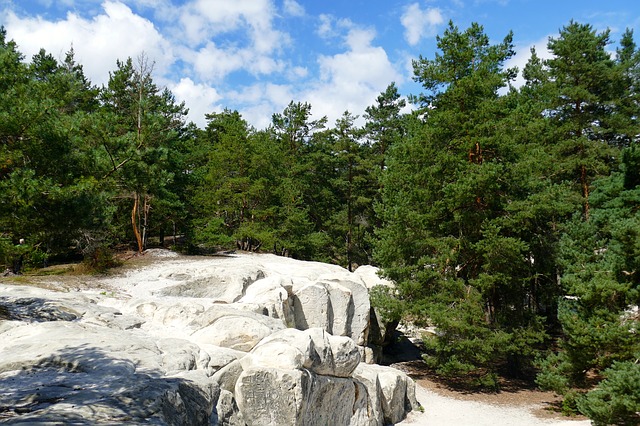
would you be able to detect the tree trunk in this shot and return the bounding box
[142,194,150,250]
[132,193,143,253]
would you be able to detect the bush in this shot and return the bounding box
[83,246,120,273]
[369,284,404,323]
[577,360,640,426]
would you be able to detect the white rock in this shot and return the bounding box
[353,363,420,425]
[191,315,279,352]
[353,265,395,290]
[292,283,330,330]
[238,274,295,325]
[0,253,415,425]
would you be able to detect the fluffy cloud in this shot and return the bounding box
[303,26,403,125]
[283,0,304,17]
[176,0,289,82]
[178,0,287,52]
[170,77,223,127]
[401,3,444,46]
[3,1,172,86]
[1,0,406,129]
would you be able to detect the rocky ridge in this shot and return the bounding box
[0,250,418,425]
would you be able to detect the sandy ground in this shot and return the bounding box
[399,380,592,426]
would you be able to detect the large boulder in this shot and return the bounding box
[235,367,377,426]
[158,264,266,303]
[353,363,420,425]
[237,275,295,326]
[244,328,361,377]
[188,305,286,352]
[354,265,399,349]
[291,274,371,345]
[215,327,417,426]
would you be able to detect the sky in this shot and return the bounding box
[1,0,639,129]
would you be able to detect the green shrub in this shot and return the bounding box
[83,246,120,273]
[578,360,640,426]
[369,284,404,323]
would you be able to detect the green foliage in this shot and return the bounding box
[369,285,405,323]
[376,21,551,383]
[83,245,121,273]
[2,20,640,424]
[577,359,640,426]
[538,142,640,419]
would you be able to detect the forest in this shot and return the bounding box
[1,20,639,424]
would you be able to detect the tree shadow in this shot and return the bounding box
[382,331,545,395]
[0,297,78,322]
[0,344,218,425]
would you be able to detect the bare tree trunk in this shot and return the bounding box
[132,193,143,253]
[142,194,150,250]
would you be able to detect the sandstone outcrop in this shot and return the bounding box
[0,251,418,425]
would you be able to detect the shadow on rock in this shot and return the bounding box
[381,330,425,365]
[0,345,219,425]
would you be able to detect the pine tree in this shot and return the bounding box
[375,21,553,384]
[97,55,188,253]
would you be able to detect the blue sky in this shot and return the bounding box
[1,0,639,128]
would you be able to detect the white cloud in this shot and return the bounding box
[504,36,553,89]
[288,66,308,80]
[283,0,304,17]
[303,27,403,125]
[0,0,405,130]
[170,77,222,127]
[4,1,172,86]
[175,0,289,82]
[317,14,335,39]
[401,3,444,46]
[189,41,245,81]
[179,0,287,53]
[225,82,294,129]
[187,40,284,83]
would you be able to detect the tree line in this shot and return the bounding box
[1,20,639,424]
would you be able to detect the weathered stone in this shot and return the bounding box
[238,275,295,326]
[235,367,378,426]
[0,253,416,425]
[157,338,200,373]
[318,276,371,346]
[292,283,330,330]
[303,373,377,426]
[190,308,285,352]
[0,321,219,425]
[199,344,244,376]
[250,328,360,378]
[353,363,420,425]
[212,359,245,393]
[235,367,308,426]
[158,265,266,303]
[216,389,245,426]
[241,340,305,371]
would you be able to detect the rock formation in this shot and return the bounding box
[0,251,419,425]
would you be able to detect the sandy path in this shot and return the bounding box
[399,383,591,426]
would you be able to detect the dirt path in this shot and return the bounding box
[385,337,592,426]
[400,382,591,426]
